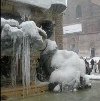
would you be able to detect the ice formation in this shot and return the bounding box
[1,18,47,94]
[1,18,19,27]
[42,39,90,91]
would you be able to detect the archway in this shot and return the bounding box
[91,48,95,58]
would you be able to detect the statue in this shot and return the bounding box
[37,39,91,92]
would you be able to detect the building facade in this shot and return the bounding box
[63,0,100,57]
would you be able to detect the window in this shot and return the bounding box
[76,5,82,18]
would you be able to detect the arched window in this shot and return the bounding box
[76,5,82,18]
[90,42,95,57]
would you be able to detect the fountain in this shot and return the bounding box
[1,17,47,98]
[1,17,92,100]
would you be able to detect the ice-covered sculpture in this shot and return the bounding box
[38,39,91,92]
[1,18,47,55]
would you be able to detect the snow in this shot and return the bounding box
[37,27,47,39]
[1,18,47,52]
[89,57,100,63]
[85,74,100,80]
[44,39,88,90]
[20,21,42,39]
[1,18,19,27]
[42,39,58,54]
[63,24,82,34]
[1,24,23,39]
[51,50,85,72]
[50,69,81,86]
[14,0,66,9]
[53,84,60,92]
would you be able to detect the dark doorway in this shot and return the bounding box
[91,48,95,57]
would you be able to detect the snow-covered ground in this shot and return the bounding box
[88,57,100,63]
[85,74,100,80]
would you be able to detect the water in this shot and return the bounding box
[8,80,100,101]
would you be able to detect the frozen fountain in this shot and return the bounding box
[1,18,47,96]
[1,17,92,98]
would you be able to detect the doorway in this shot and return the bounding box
[91,48,95,57]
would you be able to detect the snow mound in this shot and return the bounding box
[20,21,42,38]
[1,24,23,39]
[85,74,100,80]
[1,18,19,27]
[44,39,90,90]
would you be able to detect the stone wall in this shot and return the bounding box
[63,0,100,57]
[78,33,100,57]
[63,33,100,57]
[63,33,79,53]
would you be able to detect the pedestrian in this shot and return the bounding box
[97,60,100,73]
[94,61,97,73]
[90,59,94,69]
[85,59,91,75]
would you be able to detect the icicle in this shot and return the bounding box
[11,36,17,87]
[16,45,21,76]
[25,37,30,95]
[22,35,31,96]
[22,36,25,97]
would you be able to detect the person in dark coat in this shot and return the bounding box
[90,59,94,69]
[97,60,100,73]
[85,59,91,75]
